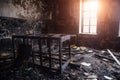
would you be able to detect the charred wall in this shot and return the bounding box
[0,0,80,35]
[0,0,53,35]
[0,0,43,20]
[0,0,120,50]
[52,0,79,34]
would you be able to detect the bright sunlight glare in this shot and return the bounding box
[84,0,98,11]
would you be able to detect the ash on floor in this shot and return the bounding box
[0,46,120,80]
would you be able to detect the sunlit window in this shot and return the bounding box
[79,0,98,34]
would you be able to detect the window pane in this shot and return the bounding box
[90,18,97,25]
[90,1,98,11]
[90,12,97,17]
[84,1,98,11]
[79,0,98,34]
[84,2,90,11]
[83,12,90,18]
[83,26,89,33]
[83,18,89,25]
[90,26,96,33]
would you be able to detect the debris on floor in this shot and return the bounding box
[81,62,91,67]
[0,46,120,80]
[104,75,113,80]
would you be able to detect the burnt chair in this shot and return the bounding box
[0,44,32,80]
[14,44,32,68]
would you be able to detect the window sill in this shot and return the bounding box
[79,33,97,36]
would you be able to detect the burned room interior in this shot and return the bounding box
[0,0,120,80]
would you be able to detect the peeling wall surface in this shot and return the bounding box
[0,0,48,36]
[0,0,79,35]
[0,0,43,20]
[0,1,18,18]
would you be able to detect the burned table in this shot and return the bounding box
[12,34,71,74]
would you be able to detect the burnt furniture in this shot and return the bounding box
[0,44,32,80]
[12,34,71,74]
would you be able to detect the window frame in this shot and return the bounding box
[79,0,98,34]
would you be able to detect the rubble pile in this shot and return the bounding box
[0,46,120,80]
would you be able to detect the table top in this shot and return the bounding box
[12,34,71,42]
